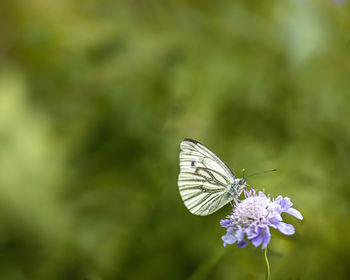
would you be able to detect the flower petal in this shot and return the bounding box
[246,225,258,239]
[261,228,271,249]
[274,195,283,203]
[220,219,232,227]
[237,240,249,248]
[236,229,246,241]
[222,232,237,247]
[279,197,293,211]
[269,213,282,225]
[258,191,266,198]
[277,222,295,235]
[251,234,263,247]
[285,208,303,220]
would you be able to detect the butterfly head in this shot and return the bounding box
[229,178,246,198]
[238,178,246,186]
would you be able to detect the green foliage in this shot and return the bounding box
[0,0,350,279]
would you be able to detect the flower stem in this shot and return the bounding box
[263,247,270,280]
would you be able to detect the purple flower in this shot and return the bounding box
[220,189,303,249]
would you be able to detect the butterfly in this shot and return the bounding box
[177,138,247,216]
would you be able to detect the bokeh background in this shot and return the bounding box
[0,0,350,279]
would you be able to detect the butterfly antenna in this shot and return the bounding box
[242,168,246,179]
[245,169,277,179]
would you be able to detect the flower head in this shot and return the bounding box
[220,189,303,249]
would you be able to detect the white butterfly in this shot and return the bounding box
[178,138,246,216]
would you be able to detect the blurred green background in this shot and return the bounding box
[0,0,350,279]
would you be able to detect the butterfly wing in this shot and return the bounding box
[178,138,236,216]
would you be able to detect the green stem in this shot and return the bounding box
[264,247,270,280]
